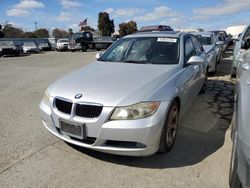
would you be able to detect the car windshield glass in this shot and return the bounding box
[0,41,14,46]
[196,35,212,45]
[59,40,69,43]
[24,42,36,47]
[243,27,250,40]
[99,37,179,65]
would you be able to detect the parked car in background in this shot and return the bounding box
[193,32,223,73]
[231,24,250,77]
[139,25,174,32]
[48,38,56,51]
[230,38,250,188]
[0,40,23,57]
[56,39,69,51]
[37,40,52,51]
[23,41,40,53]
[212,31,228,51]
[39,31,208,156]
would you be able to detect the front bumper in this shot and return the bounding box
[236,137,250,187]
[39,99,169,156]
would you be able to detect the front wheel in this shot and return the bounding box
[159,101,179,153]
[200,70,208,94]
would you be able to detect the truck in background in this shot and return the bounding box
[68,31,115,52]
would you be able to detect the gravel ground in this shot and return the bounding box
[0,50,235,188]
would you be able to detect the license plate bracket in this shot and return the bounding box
[59,120,86,140]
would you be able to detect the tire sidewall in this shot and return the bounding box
[159,100,179,153]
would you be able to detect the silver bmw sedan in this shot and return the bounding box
[40,31,208,156]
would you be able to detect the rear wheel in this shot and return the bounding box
[159,101,179,153]
[82,44,87,52]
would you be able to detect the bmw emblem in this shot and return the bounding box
[75,94,82,99]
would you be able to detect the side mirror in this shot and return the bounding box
[216,41,225,45]
[95,53,102,59]
[241,39,250,50]
[187,56,204,65]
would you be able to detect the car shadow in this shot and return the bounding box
[67,52,235,169]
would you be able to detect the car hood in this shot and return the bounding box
[203,45,214,53]
[0,45,15,49]
[58,42,69,45]
[48,61,179,106]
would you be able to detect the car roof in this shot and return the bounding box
[124,31,183,38]
[192,32,213,36]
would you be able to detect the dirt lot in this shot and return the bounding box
[0,50,235,188]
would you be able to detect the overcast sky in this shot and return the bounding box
[0,0,250,32]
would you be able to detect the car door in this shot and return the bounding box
[179,37,200,115]
[191,36,207,90]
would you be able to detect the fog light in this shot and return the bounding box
[136,142,147,148]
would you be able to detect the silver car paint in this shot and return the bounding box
[193,32,220,72]
[40,32,208,156]
[232,24,250,72]
[233,49,250,186]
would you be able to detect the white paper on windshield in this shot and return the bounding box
[157,38,177,43]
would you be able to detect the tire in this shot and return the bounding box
[159,100,179,153]
[200,70,208,94]
[231,67,236,78]
[229,137,242,188]
[82,45,87,52]
[70,49,75,52]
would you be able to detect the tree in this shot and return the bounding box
[52,28,69,38]
[0,24,4,38]
[2,23,24,38]
[98,12,114,36]
[118,21,138,37]
[33,28,49,38]
[23,31,36,38]
[80,25,95,32]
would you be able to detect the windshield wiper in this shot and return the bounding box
[123,60,149,64]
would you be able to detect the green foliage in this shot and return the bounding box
[2,23,24,38]
[80,25,95,32]
[119,21,138,37]
[33,28,49,38]
[52,28,69,38]
[98,12,114,36]
[23,32,36,38]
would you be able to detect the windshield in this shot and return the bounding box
[99,37,179,65]
[196,35,213,45]
[23,42,36,47]
[0,41,14,46]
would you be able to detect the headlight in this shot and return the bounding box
[110,102,160,120]
[42,90,50,106]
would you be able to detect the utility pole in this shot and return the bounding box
[34,21,37,30]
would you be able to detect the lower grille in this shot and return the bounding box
[55,98,72,114]
[75,104,103,118]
